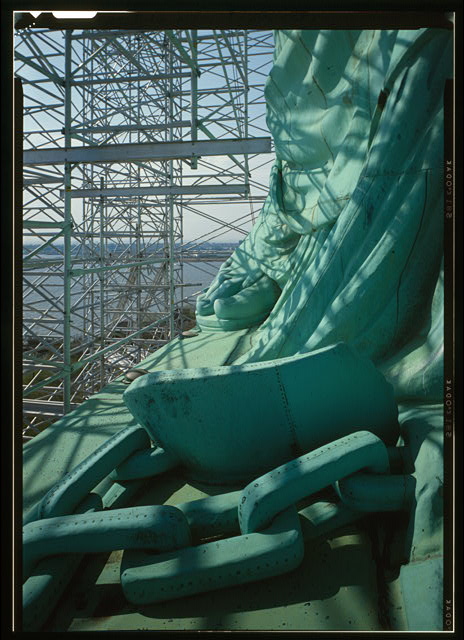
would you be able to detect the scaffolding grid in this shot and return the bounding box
[17,28,274,440]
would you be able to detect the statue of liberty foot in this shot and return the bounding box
[122,342,399,485]
[196,255,281,331]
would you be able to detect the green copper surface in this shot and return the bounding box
[196,29,450,408]
[22,26,452,632]
[123,344,398,484]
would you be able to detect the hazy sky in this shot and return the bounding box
[17,28,275,245]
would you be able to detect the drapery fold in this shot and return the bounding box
[198,28,452,402]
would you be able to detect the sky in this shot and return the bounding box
[16,27,276,244]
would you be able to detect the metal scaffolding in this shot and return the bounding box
[17,27,274,440]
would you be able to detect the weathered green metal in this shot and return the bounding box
[335,472,416,512]
[119,442,404,608]
[22,492,103,631]
[298,499,362,539]
[22,477,150,632]
[21,25,452,633]
[23,505,191,580]
[25,425,149,523]
[110,446,178,482]
[195,29,451,404]
[177,490,364,546]
[238,431,390,535]
[120,506,304,605]
[123,343,398,484]
[196,273,281,329]
[22,420,407,613]
[23,419,402,623]
[189,27,451,631]
[176,490,243,540]
[23,329,248,519]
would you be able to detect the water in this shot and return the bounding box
[181,261,222,300]
[23,260,223,338]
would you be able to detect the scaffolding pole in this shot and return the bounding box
[18,27,275,440]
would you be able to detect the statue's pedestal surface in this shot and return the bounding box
[23,329,443,631]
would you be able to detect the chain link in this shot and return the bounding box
[24,424,150,525]
[24,428,413,608]
[238,430,390,534]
